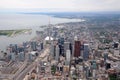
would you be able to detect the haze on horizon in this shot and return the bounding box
[0,0,120,12]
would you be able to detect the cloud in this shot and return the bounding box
[73,0,120,11]
[0,0,120,12]
[0,0,74,8]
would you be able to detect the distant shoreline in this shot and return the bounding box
[19,12,120,19]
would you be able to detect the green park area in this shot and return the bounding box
[0,29,32,37]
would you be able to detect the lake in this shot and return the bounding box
[0,13,83,51]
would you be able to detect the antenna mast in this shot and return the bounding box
[49,17,51,43]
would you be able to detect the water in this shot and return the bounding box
[0,14,83,51]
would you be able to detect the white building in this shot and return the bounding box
[55,45,59,61]
[64,42,70,57]
[65,50,71,65]
[45,36,53,41]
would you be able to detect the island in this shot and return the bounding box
[0,29,32,37]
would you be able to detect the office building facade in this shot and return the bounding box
[74,41,81,57]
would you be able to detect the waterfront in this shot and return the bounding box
[0,14,83,51]
[0,13,120,80]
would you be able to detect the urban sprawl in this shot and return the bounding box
[0,16,120,80]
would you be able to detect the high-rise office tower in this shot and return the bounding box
[58,38,64,56]
[37,42,44,51]
[28,53,33,62]
[14,44,18,52]
[9,44,18,53]
[41,42,44,50]
[55,45,59,61]
[31,41,37,51]
[64,42,70,57]
[74,41,81,57]
[83,43,89,61]
[58,38,64,45]
[64,42,70,51]
[69,43,73,55]
[23,42,27,49]
[10,53,15,61]
[18,47,24,53]
[50,44,56,57]
[80,43,84,58]
[18,52,25,61]
[65,49,71,65]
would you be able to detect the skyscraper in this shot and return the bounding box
[83,43,89,61]
[66,49,71,65]
[64,42,70,57]
[31,41,37,51]
[58,38,64,45]
[23,42,27,49]
[58,38,64,56]
[50,44,56,57]
[55,45,59,61]
[9,44,18,53]
[64,42,70,51]
[18,47,24,53]
[41,42,44,50]
[28,53,33,62]
[18,52,25,61]
[10,53,15,61]
[74,41,81,57]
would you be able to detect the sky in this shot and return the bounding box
[0,0,120,12]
